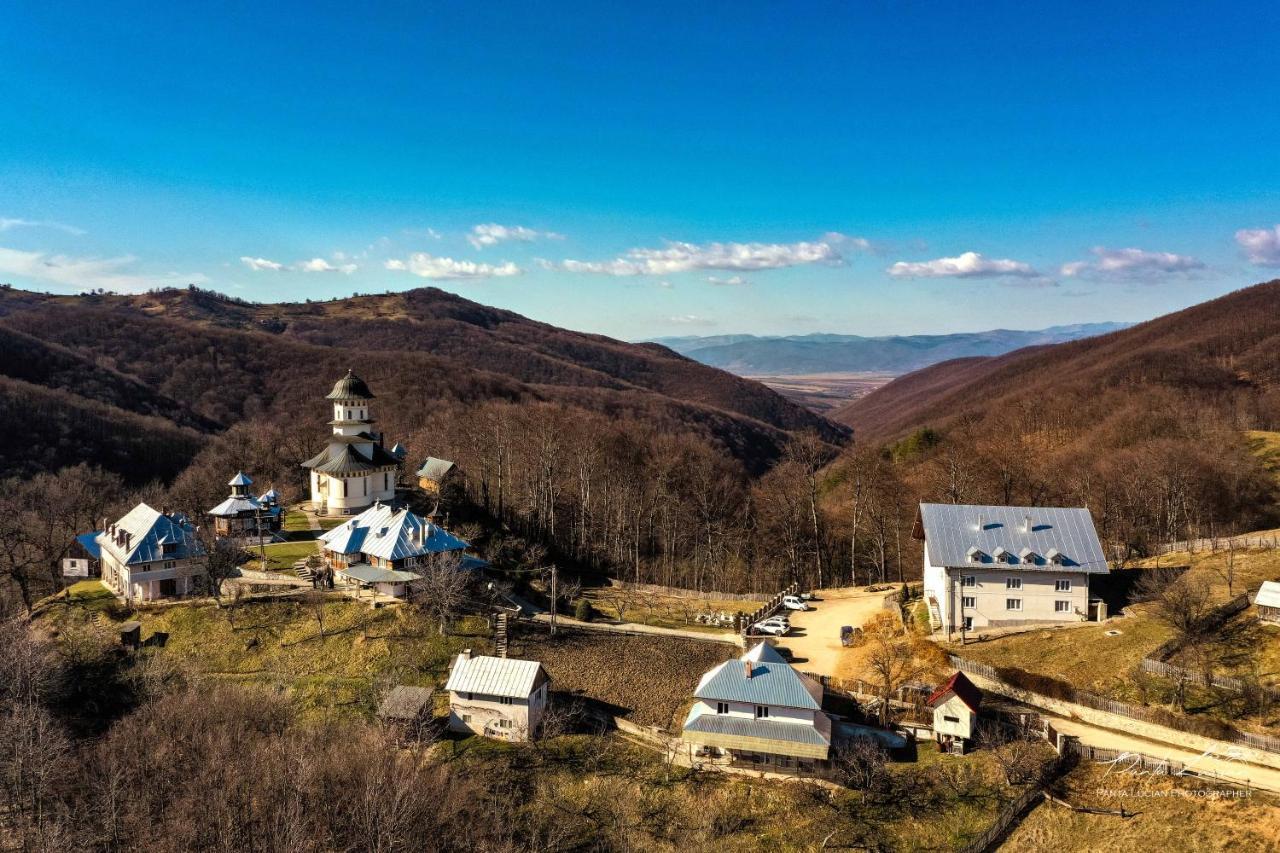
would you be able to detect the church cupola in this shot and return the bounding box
[326,369,375,433]
[228,471,253,498]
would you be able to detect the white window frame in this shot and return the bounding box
[962,596,975,609]
[961,575,976,588]
[1006,577,1022,590]
[1055,579,1071,592]
[1006,598,1023,611]
[1055,600,1072,613]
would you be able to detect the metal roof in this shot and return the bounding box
[693,642,822,710]
[1256,581,1280,609]
[917,503,1109,574]
[207,495,263,517]
[340,563,422,584]
[325,369,375,400]
[926,671,982,713]
[445,654,548,699]
[257,488,281,505]
[682,713,831,747]
[302,440,402,473]
[416,457,455,480]
[228,471,253,486]
[320,503,471,562]
[97,503,206,566]
[75,531,102,559]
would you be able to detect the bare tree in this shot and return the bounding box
[200,536,243,602]
[408,553,471,635]
[831,736,890,790]
[977,720,1043,785]
[300,588,328,641]
[861,612,925,726]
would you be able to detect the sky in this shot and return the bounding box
[3,1,1280,340]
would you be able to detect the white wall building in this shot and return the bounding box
[92,503,207,602]
[927,671,982,754]
[302,370,402,516]
[916,503,1110,638]
[445,651,550,741]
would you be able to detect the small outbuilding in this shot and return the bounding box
[416,457,457,494]
[377,685,436,735]
[445,650,550,741]
[927,671,983,754]
[1256,581,1280,625]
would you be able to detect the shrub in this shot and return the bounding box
[574,599,595,622]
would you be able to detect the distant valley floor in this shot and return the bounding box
[748,372,897,414]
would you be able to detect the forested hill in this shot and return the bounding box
[833,280,1280,442]
[0,285,845,483]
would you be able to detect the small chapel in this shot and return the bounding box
[302,370,404,516]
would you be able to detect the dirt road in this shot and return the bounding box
[775,587,892,676]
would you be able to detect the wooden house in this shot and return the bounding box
[927,671,982,754]
[416,457,457,494]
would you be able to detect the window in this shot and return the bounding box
[1005,577,1022,590]
[342,480,348,497]
[465,692,473,701]
[500,696,513,706]
[943,715,960,723]
[497,719,512,729]
[163,561,176,569]
[1055,600,1072,613]
[1006,598,1023,611]
[716,702,729,714]
[754,705,769,719]
[962,596,975,609]
[1055,579,1071,592]
[963,616,973,631]
[461,714,471,723]
[961,575,976,587]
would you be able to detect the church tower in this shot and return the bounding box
[302,370,403,515]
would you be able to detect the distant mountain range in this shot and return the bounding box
[650,323,1130,376]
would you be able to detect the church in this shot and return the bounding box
[302,370,405,516]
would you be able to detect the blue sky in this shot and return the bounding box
[3,1,1280,339]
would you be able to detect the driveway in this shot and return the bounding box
[774,587,891,676]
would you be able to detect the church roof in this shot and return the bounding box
[320,503,471,562]
[228,471,253,487]
[207,495,263,517]
[97,503,206,566]
[326,369,375,400]
[301,440,401,473]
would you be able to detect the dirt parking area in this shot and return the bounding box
[772,587,892,676]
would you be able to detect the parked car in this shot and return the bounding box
[840,625,855,647]
[753,620,790,636]
[782,595,809,611]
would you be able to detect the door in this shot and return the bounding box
[159,578,177,596]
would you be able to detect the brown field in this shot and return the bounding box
[749,372,896,413]
[1001,762,1280,852]
[513,626,736,728]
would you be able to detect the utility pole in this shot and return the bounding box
[255,504,267,567]
[549,563,558,636]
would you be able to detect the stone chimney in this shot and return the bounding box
[461,648,473,661]
[744,659,753,679]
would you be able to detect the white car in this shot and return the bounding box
[753,620,789,636]
[782,595,809,611]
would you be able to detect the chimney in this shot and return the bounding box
[1024,514,1033,533]
[976,513,985,532]
[744,659,753,679]
[461,648,473,661]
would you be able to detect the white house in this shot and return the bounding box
[302,370,403,516]
[1255,581,1280,624]
[92,503,207,602]
[445,650,550,741]
[927,671,982,754]
[319,502,476,599]
[916,503,1110,638]
[682,642,832,770]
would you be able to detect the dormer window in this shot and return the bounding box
[966,546,984,563]
[1019,547,1037,565]
[991,546,1011,563]
[1045,548,1064,565]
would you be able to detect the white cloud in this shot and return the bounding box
[0,217,85,236]
[1060,246,1204,280]
[1235,225,1280,266]
[240,256,285,271]
[821,232,875,252]
[556,238,842,276]
[467,223,563,249]
[667,314,715,326]
[295,257,357,274]
[707,275,748,286]
[0,247,205,293]
[385,253,522,280]
[887,251,1039,279]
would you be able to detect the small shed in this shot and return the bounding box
[377,686,436,729]
[1256,581,1280,624]
[927,671,983,754]
[416,457,457,494]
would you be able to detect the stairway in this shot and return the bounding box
[926,596,943,632]
[294,560,315,582]
[495,613,509,658]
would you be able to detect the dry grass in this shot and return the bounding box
[1001,762,1280,852]
[513,626,736,728]
[1247,429,1280,485]
[580,587,762,633]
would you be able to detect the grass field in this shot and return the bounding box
[579,587,762,633]
[1001,762,1280,852]
[243,540,321,572]
[282,509,312,532]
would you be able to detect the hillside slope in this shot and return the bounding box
[834,281,1280,442]
[0,286,845,483]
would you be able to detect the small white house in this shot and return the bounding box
[1255,581,1280,625]
[90,503,207,602]
[927,671,982,754]
[445,651,550,741]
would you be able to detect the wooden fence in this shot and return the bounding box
[1155,534,1280,555]
[948,654,1280,756]
[957,753,1072,853]
[605,578,766,602]
[740,582,800,636]
[1139,657,1280,703]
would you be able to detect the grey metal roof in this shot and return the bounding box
[445,654,548,698]
[303,440,402,473]
[207,495,263,517]
[694,642,822,710]
[97,503,206,566]
[416,457,455,480]
[1256,581,1280,609]
[917,503,1109,574]
[320,503,470,562]
[228,471,253,486]
[340,563,422,584]
[326,369,375,400]
[377,685,435,721]
[682,714,831,747]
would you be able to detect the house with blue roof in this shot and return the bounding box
[61,531,103,579]
[319,502,481,599]
[915,503,1111,638]
[90,503,208,602]
[682,642,833,770]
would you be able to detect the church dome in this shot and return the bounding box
[325,369,375,400]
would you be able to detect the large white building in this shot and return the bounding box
[302,370,403,515]
[682,642,832,770]
[93,503,207,602]
[916,503,1110,637]
[445,650,551,741]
